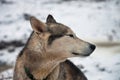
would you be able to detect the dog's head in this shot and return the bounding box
[30,15,96,59]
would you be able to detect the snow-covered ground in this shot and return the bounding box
[0,0,120,80]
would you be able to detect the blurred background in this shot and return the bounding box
[0,0,120,80]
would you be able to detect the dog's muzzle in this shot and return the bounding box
[83,43,96,56]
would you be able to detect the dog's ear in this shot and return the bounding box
[46,14,56,23]
[30,16,47,33]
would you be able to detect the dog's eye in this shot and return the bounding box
[68,34,74,38]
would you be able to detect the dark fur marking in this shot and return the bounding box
[48,35,63,45]
[58,62,66,80]
[64,60,87,80]
[24,66,36,80]
[47,23,68,45]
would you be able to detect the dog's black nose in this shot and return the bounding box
[89,44,96,51]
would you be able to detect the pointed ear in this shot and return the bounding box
[30,16,47,33]
[46,14,56,23]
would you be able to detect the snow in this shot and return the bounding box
[0,69,13,80]
[0,0,120,80]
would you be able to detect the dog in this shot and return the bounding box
[13,15,96,80]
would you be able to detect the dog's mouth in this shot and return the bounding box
[72,52,80,55]
[72,52,92,56]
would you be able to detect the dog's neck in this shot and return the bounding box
[45,64,60,80]
[23,51,66,80]
[25,60,60,80]
[32,59,59,80]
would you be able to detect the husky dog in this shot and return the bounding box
[13,15,96,80]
